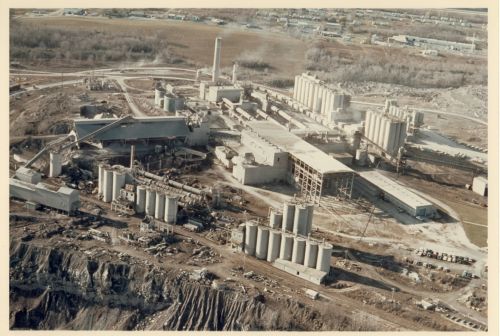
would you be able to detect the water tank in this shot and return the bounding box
[291,237,306,264]
[304,240,319,268]
[102,169,113,202]
[305,203,314,235]
[279,233,294,261]
[97,164,105,195]
[282,202,295,232]
[316,243,333,273]
[244,222,258,256]
[255,226,270,260]
[267,230,282,262]
[135,185,146,214]
[112,170,126,201]
[269,209,283,229]
[293,205,308,236]
[49,152,62,177]
[164,196,178,224]
[145,189,156,216]
[154,192,166,220]
[154,88,165,106]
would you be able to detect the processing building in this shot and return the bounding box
[72,115,209,148]
[232,120,355,203]
[356,170,435,218]
[10,178,80,215]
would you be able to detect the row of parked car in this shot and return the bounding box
[415,248,476,265]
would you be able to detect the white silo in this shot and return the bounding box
[269,209,283,229]
[279,233,294,261]
[102,169,113,203]
[112,170,126,201]
[244,222,258,256]
[373,113,382,146]
[366,110,373,141]
[316,243,333,273]
[267,230,282,262]
[145,188,156,216]
[312,84,320,111]
[49,152,62,177]
[377,117,389,148]
[305,203,314,235]
[135,185,146,214]
[299,77,307,104]
[293,75,300,100]
[304,240,319,268]
[154,88,164,106]
[232,63,238,84]
[282,202,295,232]
[291,237,306,265]
[98,164,105,195]
[164,196,178,224]
[293,204,308,236]
[255,226,270,260]
[154,192,166,220]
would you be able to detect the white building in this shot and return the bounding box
[472,176,488,196]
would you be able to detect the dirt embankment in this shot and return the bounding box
[9,240,353,331]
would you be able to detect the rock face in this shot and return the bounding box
[9,241,323,331]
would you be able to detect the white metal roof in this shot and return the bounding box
[359,170,433,208]
[246,121,354,175]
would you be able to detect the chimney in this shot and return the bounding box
[212,37,222,82]
[232,63,238,84]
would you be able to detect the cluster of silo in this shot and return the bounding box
[364,109,407,156]
[98,165,128,203]
[243,219,333,274]
[267,202,314,237]
[292,73,350,118]
[141,188,179,224]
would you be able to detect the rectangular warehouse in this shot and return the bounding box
[206,85,243,103]
[356,171,435,218]
[10,178,80,215]
[244,121,355,203]
[73,116,190,143]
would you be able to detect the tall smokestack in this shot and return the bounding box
[232,63,238,84]
[130,145,135,169]
[212,37,222,82]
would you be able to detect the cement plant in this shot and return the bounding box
[9,8,490,332]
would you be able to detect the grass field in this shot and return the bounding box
[18,16,309,76]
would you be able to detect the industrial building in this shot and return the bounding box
[197,36,244,103]
[72,115,209,148]
[10,178,80,215]
[389,34,475,53]
[356,170,435,218]
[232,120,355,203]
[364,109,407,156]
[293,72,351,122]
